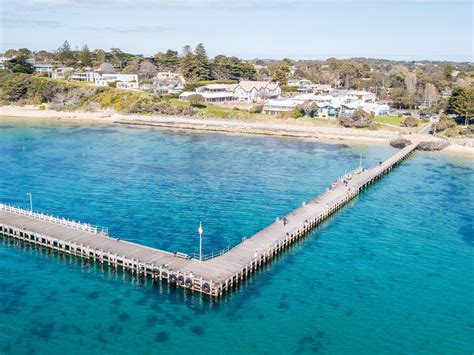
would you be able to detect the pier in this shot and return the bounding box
[0,144,418,297]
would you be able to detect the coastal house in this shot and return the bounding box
[340,102,390,117]
[262,99,299,115]
[180,84,236,103]
[155,81,184,94]
[346,90,376,103]
[154,71,185,94]
[318,103,341,118]
[70,71,96,82]
[69,72,139,89]
[231,81,281,102]
[95,73,139,89]
[359,103,390,116]
[33,64,53,73]
[311,84,332,94]
[179,80,281,104]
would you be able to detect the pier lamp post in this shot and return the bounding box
[26,192,33,213]
[198,222,203,262]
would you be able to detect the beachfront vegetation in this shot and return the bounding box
[0,72,192,115]
[338,109,375,129]
[446,85,474,123]
[0,72,270,120]
[3,54,34,74]
[401,116,420,127]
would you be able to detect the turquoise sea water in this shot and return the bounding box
[0,118,472,354]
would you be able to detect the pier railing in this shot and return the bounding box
[0,203,108,235]
[192,245,231,261]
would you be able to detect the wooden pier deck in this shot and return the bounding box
[0,144,418,297]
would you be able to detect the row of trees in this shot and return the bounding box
[2,41,256,83]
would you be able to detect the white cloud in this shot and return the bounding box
[76,25,169,33]
[1,17,61,27]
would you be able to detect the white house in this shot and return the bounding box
[359,103,390,116]
[179,80,281,104]
[180,84,236,103]
[69,72,139,89]
[345,90,376,103]
[154,71,185,94]
[262,99,299,115]
[70,71,96,82]
[231,81,281,102]
[94,73,139,88]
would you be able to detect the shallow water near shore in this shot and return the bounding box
[0,118,473,354]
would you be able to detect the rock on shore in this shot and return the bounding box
[390,138,412,149]
[417,140,451,151]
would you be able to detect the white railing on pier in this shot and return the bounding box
[192,245,231,261]
[0,203,108,235]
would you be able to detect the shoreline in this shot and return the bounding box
[1,105,473,157]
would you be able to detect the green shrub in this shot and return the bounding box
[249,104,263,114]
[401,116,419,127]
[339,109,373,128]
[281,85,299,93]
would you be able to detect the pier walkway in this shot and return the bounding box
[0,144,418,297]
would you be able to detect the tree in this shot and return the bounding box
[434,114,456,132]
[155,50,180,71]
[443,65,454,80]
[272,63,290,85]
[57,40,74,64]
[405,72,417,95]
[335,60,363,88]
[339,109,373,128]
[95,49,106,65]
[98,62,115,74]
[17,48,32,58]
[212,55,256,81]
[296,102,319,117]
[446,85,474,124]
[180,43,212,82]
[4,49,18,58]
[34,50,55,63]
[109,48,133,70]
[423,83,438,106]
[194,43,212,80]
[402,116,419,127]
[4,54,35,74]
[187,94,205,107]
[455,77,473,88]
[79,45,92,67]
[139,60,158,80]
[180,45,196,81]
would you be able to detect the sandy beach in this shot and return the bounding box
[1,105,473,157]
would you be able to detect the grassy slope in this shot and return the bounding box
[374,115,403,125]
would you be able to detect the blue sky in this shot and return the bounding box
[1,0,472,61]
